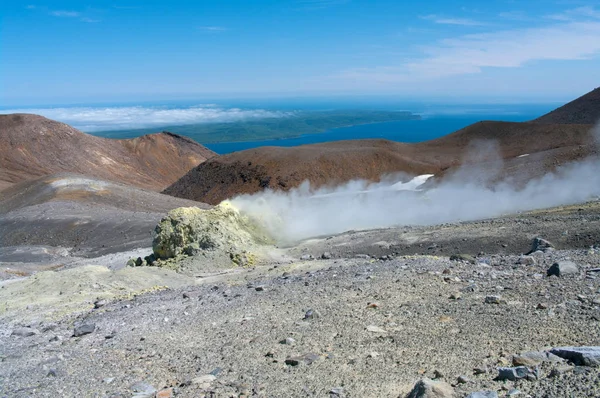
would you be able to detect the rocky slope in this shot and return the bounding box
[0,173,210,279]
[0,114,216,191]
[533,87,600,125]
[165,121,595,205]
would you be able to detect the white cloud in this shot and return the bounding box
[339,19,600,82]
[421,14,484,26]
[546,6,600,21]
[50,10,81,18]
[0,106,292,132]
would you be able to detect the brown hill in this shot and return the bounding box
[164,120,596,205]
[0,113,216,191]
[533,87,600,124]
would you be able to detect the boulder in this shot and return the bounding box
[73,322,95,337]
[495,366,534,381]
[527,237,554,254]
[547,261,579,277]
[406,378,454,398]
[550,347,600,366]
[152,202,273,263]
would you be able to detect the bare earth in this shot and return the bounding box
[1,201,599,397]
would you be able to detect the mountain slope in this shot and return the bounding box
[164,120,596,204]
[533,87,600,124]
[0,113,217,191]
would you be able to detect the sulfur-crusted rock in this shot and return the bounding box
[152,202,274,262]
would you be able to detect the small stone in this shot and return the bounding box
[73,323,95,337]
[536,303,548,310]
[285,352,319,366]
[156,388,173,398]
[548,365,574,377]
[466,393,498,398]
[192,374,216,388]
[547,261,579,277]
[513,351,548,366]
[473,367,488,375]
[495,366,532,381]
[330,387,344,395]
[449,292,461,300]
[457,375,471,384]
[94,299,108,309]
[47,368,57,377]
[280,337,296,345]
[255,286,265,292]
[367,302,380,308]
[433,369,444,379]
[304,309,321,319]
[366,325,387,333]
[182,292,190,299]
[321,252,332,260]
[11,327,38,337]
[485,295,503,304]
[507,389,522,396]
[406,378,454,398]
[300,254,314,261]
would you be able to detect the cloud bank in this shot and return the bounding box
[0,106,291,132]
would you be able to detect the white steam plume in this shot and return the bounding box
[232,131,600,244]
[0,106,291,132]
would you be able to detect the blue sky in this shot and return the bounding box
[2,0,600,106]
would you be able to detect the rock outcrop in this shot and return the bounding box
[152,202,274,267]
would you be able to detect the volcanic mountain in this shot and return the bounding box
[533,87,600,124]
[0,113,216,192]
[164,89,599,205]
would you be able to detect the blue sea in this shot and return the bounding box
[205,104,556,154]
[0,99,560,154]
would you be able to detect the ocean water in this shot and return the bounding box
[205,109,551,154]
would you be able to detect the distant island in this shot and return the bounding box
[90,110,420,144]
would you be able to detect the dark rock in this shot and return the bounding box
[304,309,321,319]
[321,252,332,259]
[73,322,95,337]
[94,299,108,309]
[255,286,265,292]
[484,295,504,304]
[457,375,471,384]
[285,353,319,366]
[547,261,579,277]
[527,237,554,254]
[550,346,600,366]
[495,366,533,381]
